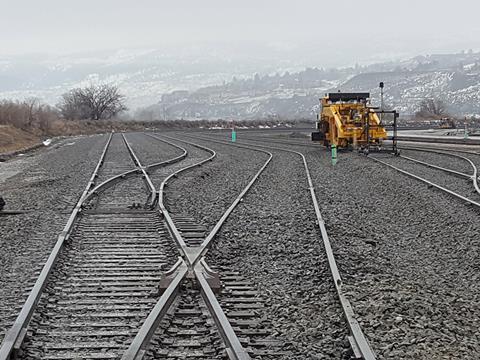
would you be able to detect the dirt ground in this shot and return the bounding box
[0,125,40,155]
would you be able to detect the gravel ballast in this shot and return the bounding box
[126,133,214,191]
[304,147,480,359]
[0,134,107,342]
[204,143,351,359]
[217,132,480,359]
[124,132,185,167]
[371,153,480,203]
[400,149,473,174]
[162,133,270,233]
[2,129,479,359]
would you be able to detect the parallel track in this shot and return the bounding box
[123,134,275,360]
[369,146,480,209]
[1,132,280,360]
[0,133,192,359]
[181,133,377,360]
[226,132,480,210]
[13,130,476,359]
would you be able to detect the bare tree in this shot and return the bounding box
[415,98,448,119]
[58,84,128,120]
[0,99,58,132]
[25,97,38,127]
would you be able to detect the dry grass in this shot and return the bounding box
[0,120,145,155]
[0,125,40,154]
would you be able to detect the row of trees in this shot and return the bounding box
[0,82,457,126]
[0,98,58,131]
[0,84,128,134]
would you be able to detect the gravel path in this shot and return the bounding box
[0,134,107,343]
[205,144,351,359]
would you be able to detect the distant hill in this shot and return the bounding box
[2,49,480,120]
[139,51,480,120]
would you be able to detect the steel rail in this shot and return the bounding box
[0,132,191,360]
[195,265,251,360]
[399,154,470,179]
[189,133,377,360]
[121,259,188,360]
[155,134,268,359]
[84,135,188,204]
[121,133,216,360]
[181,136,273,266]
[79,133,214,360]
[398,146,480,195]
[151,133,217,261]
[233,136,480,197]
[143,135,188,170]
[369,156,480,209]
[399,144,480,156]
[122,134,157,207]
[0,133,113,360]
[124,133,271,360]
[394,135,480,145]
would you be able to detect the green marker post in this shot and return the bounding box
[231,129,236,142]
[331,144,337,165]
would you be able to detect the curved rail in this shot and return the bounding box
[0,132,192,360]
[400,144,480,156]
[83,134,188,205]
[399,154,470,179]
[154,133,217,260]
[0,133,113,360]
[122,134,157,206]
[369,156,480,209]
[398,146,480,195]
[124,133,272,360]
[183,133,377,360]
[183,137,273,266]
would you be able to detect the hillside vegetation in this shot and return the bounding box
[138,52,480,120]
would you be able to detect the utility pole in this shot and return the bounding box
[379,82,384,124]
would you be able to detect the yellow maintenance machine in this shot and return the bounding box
[311,92,388,150]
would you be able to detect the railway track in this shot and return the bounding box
[0,133,189,359]
[369,145,480,209]
[123,134,286,359]
[2,129,479,359]
[181,133,377,360]
[197,132,480,358]
[233,132,480,209]
[0,132,289,360]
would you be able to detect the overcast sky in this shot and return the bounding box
[1,0,479,65]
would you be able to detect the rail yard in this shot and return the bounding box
[0,128,479,360]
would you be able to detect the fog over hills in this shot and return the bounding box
[140,51,480,120]
[2,0,480,120]
[2,48,480,120]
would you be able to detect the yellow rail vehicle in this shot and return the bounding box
[312,92,387,148]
